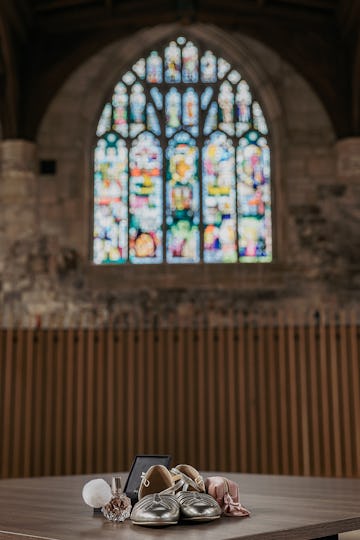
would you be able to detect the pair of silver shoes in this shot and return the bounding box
[131,464,221,527]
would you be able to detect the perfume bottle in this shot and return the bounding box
[101,477,132,522]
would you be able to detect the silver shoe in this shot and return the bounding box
[176,491,222,522]
[131,493,180,527]
[171,464,206,492]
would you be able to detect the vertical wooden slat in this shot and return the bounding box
[226,319,237,471]
[44,328,55,475]
[257,317,268,474]
[32,328,44,477]
[106,326,115,472]
[113,324,126,470]
[185,325,196,465]
[349,309,360,476]
[75,327,85,474]
[338,310,352,477]
[54,328,65,475]
[277,311,289,474]
[297,313,310,476]
[319,311,332,476]
[1,327,13,478]
[307,313,321,476]
[237,312,247,473]
[65,329,75,474]
[287,311,300,475]
[85,328,95,473]
[246,315,257,473]
[125,324,135,466]
[206,324,216,470]
[23,328,34,477]
[0,329,5,474]
[147,326,156,453]
[328,310,342,477]
[135,326,145,455]
[216,325,227,470]
[95,328,105,472]
[176,325,186,463]
[196,325,206,469]
[166,325,176,461]
[12,328,24,478]
[267,314,280,474]
[156,327,166,454]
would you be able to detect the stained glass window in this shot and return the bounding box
[93,37,272,264]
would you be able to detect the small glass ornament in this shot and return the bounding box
[101,476,132,522]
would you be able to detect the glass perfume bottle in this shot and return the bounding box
[101,477,132,522]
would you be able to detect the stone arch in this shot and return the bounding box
[37,23,335,289]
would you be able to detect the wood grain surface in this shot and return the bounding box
[1,313,359,481]
[0,473,360,540]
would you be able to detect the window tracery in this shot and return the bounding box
[93,37,272,264]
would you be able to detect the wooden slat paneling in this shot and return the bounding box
[0,311,359,479]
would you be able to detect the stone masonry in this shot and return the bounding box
[0,25,359,325]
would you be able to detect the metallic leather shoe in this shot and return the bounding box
[171,464,206,492]
[176,491,222,522]
[131,493,180,527]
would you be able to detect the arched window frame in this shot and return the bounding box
[92,35,273,266]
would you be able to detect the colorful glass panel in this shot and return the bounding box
[166,133,200,263]
[204,102,218,135]
[123,71,136,85]
[201,50,217,82]
[165,41,181,83]
[146,51,162,83]
[96,103,112,136]
[203,132,237,262]
[201,87,213,110]
[93,36,272,265]
[253,101,268,134]
[146,103,161,135]
[130,83,146,137]
[218,58,230,79]
[183,88,199,136]
[93,134,128,264]
[165,88,181,137]
[237,132,272,261]
[219,81,234,135]
[112,83,128,137]
[132,58,145,79]
[129,133,163,263]
[182,41,198,83]
[150,87,163,110]
[236,81,252,123]
[228,70,241,84]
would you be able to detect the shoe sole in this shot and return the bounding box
[182,515,221,522]
[131,520,178,527]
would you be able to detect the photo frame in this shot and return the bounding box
[124,454,172,504]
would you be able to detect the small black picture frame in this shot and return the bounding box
[124,454,172,505]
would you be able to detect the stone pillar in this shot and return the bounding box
[335,137,360,231]
[0,139,37,239]
[336,137,360,182]
[335,137,360,294]
[0,140,38,316]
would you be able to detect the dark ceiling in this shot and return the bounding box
[0,0,359,139]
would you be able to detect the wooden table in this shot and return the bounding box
[0,473,360,540]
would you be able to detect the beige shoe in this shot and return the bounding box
[171,464,206,492]
[138,464,181,500]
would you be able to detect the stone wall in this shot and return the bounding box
[0,24,359,325]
